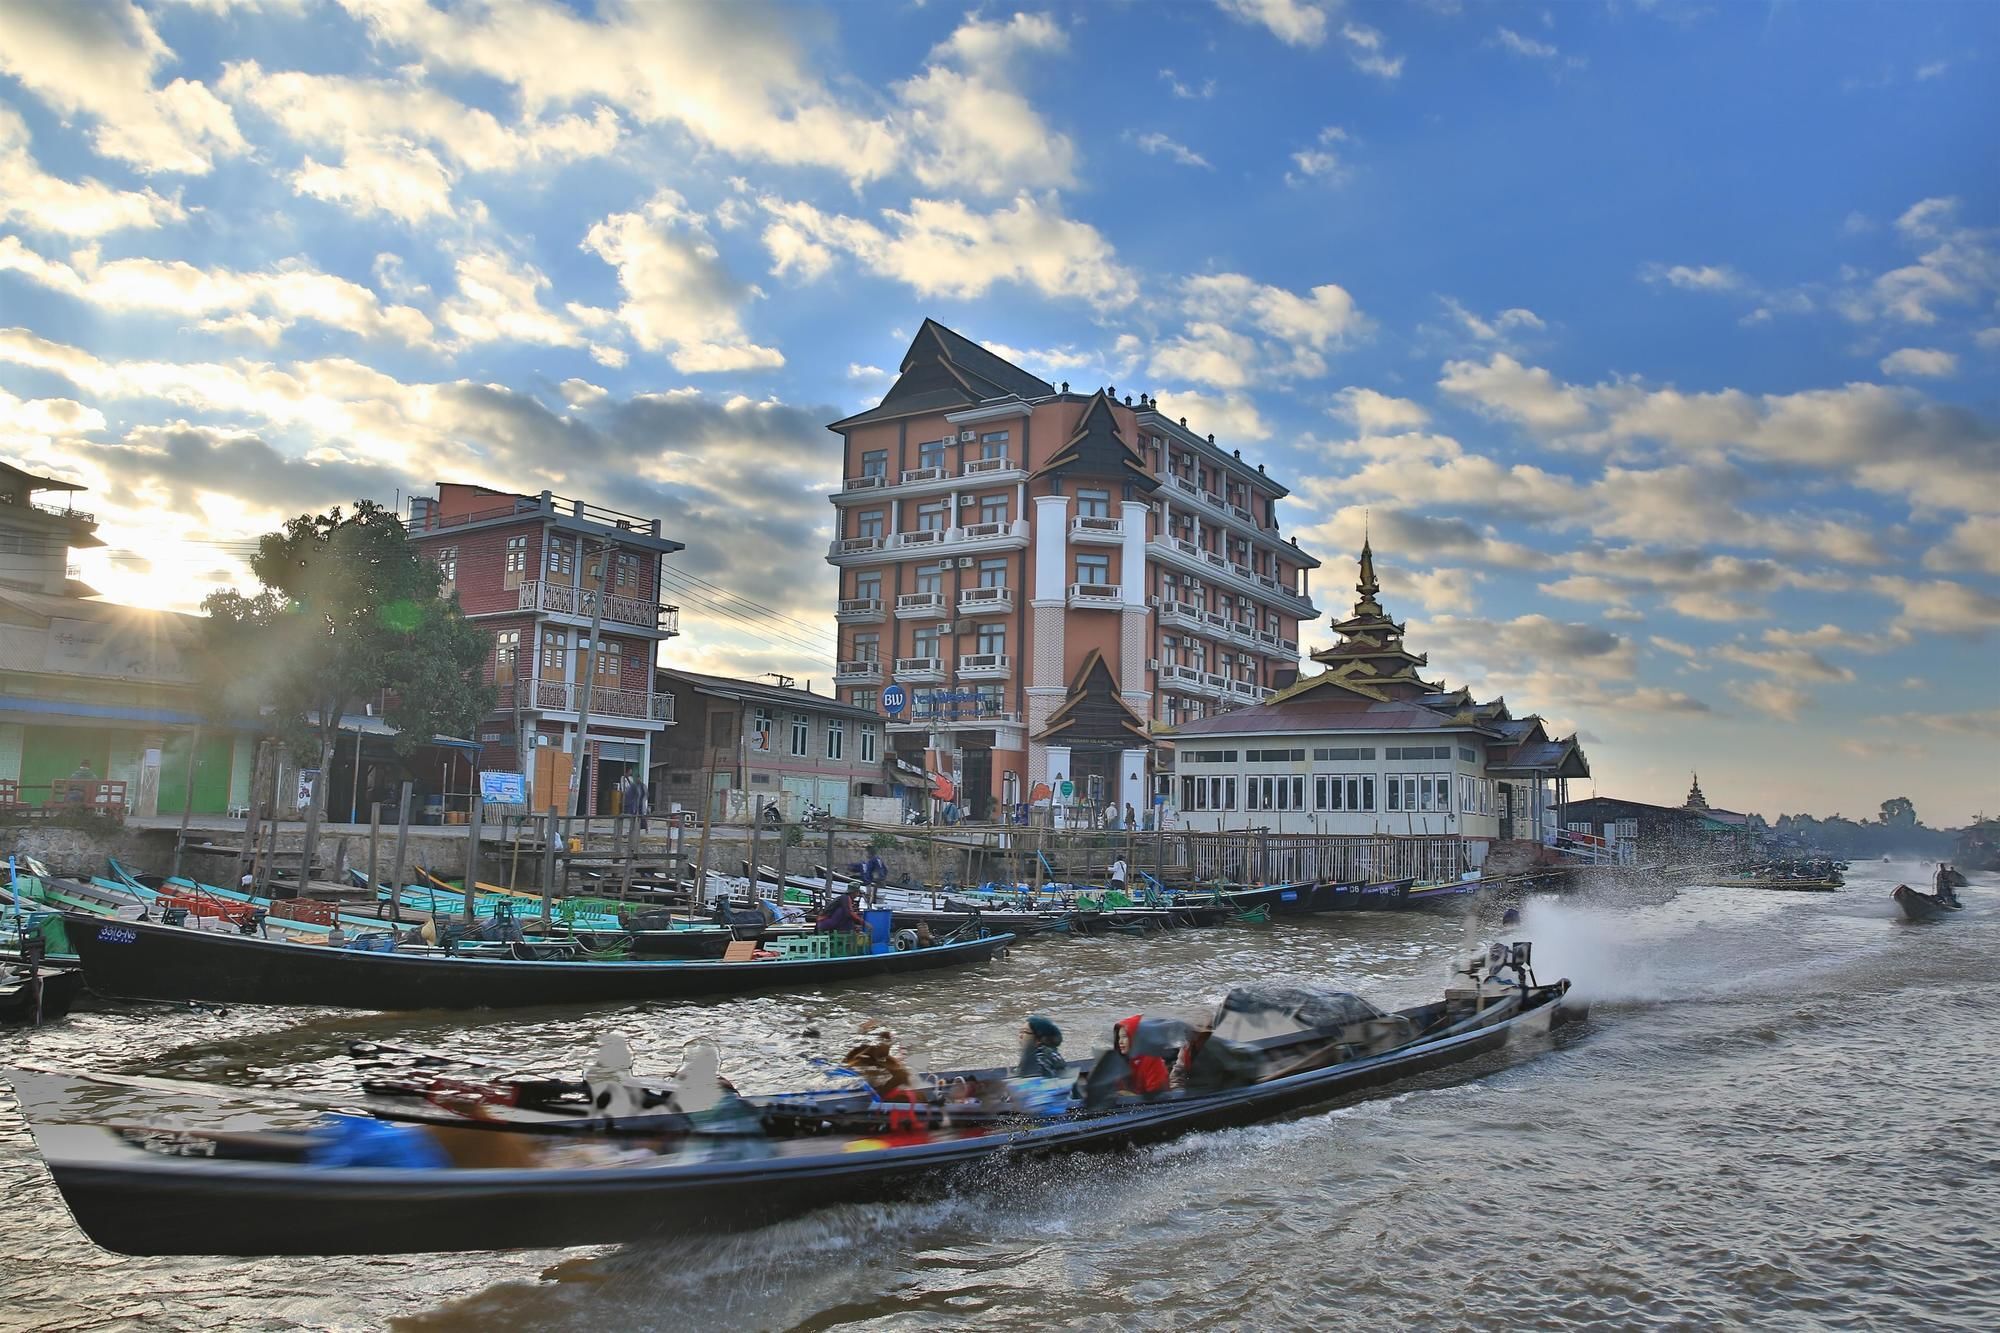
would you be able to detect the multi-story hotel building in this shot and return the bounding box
[826,321,1322,821]
[405,483,682,814]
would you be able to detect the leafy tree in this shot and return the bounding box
[1879,796,1917,827]
[201,501,494,880]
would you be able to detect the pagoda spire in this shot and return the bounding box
[1305,538,1442,699]
[1685,772,1708,810]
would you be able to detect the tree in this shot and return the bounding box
[201,501,494,884]
[1879,796,1917,828]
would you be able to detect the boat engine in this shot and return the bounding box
[1446,940,1535,1007]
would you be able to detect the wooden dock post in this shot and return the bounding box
[365,803,381,903]
[747,812,762,905]
[462,795,483,924]
[824,822,837,906]
[540,807,558,930]
[386,783,412,925]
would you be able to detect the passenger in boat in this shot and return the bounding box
[1016,1015,1067,1078]
[1108,856,1129,895]
[1114,1016,1170,1095]
[1933,866,1959,906]
[816,887,868,934]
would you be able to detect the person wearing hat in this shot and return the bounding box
[1016,1015,1066,1078]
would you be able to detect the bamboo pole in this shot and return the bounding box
[386,782,412,926]
[365,802,380,904]
[539,807,558,931]
[462,795,482,924]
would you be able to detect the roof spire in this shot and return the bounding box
[1356,528,1379,601]
[1685,771,1708,810]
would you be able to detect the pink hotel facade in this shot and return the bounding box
[826,321,1322,821]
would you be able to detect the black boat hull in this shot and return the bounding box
[61,914,1013,1010]
[1225,878,1438,916]
[1893,886,1958,922]
[22,985,1572,1255]
[1,966,83,1023]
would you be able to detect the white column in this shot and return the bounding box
[1119,499,1147,606]
[1032,494,1069,607]
[1118,747,1145,817]
[1045,745,1072,796]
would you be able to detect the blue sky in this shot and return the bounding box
[0,0,1995,824]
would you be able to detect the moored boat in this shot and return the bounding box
[58,911,1014,1010]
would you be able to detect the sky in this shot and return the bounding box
[0,0,1995,826]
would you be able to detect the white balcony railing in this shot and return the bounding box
[959,586,1013,613]
[842,473,889,492]
[957,520,1009,540]
[900,465,947,484]
[835,659,882,681]
[894,656,947,680]
[830,536,884,557]
[836,597,884,621]
[958,652,1011,677]
[895,591,946,618]
[889,528,951,549]
[1201,491,1227,511]
[519,580,679,633]
[962,456,1013,476]
[524,680,673,721]
[1068,582,1121,608]
[1070,515,1123,542]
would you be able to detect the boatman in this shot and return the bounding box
[1107,855,1129,896]
[1016,1016,1067,1078]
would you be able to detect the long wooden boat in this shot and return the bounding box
[1711,876,1843,892]
[6,965,1573,1255]
[1892,885,1960,922]
[1221,877,1437,915]
[58,911,1014,1010]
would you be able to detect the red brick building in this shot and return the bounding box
[405,483,682,814]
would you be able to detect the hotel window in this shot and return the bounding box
[976,623,1006,654]
[918,439,946,470]
[853,631,879,662]
[978,557,1008,589]
[915,564,944,596]
[615,552,638,590]
[980,495,1008,526]
[591,639,621,681]
[916,501,950,532]
[540,628,566,674]
[975,684,1005,713]
[912,625,941,659]
[1315,774,1373,812]
[855,572,881,602]
[504,535,526,589]
[1075,552,1110,587]
[546,538,573,577]
[857,510,885,539]
[860,726,878,763]
[790,714,810,756]
[1077,488,1111,518]
[436,547,458,587]
[860,449,888,479]
[1001,771,1019,805]
[1460,746,1477,763]
[494,630,519,685]
[826,719,845,761]
[980,431,1010,460]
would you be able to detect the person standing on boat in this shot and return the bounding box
[1016,1016,1067,1078]
[858,850,889,891]
[1107,855,1129,896]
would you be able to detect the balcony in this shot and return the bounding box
[895,591,947,619]
[1070,515,1124,545]
[834,659,883,683]
[900,465,948,485]
[520,680,674,722]
[840,473,890,493]
[1159,663,1209,694]
[1146,535,1318,617]
[957,652,1011,679]
[1158,599,1208,634]
[958,585,1014,614]
[1228,679,1270,702]
[518,580,680,635]
[836,597,884,623]
[894,656,947,683]
[891,707,1023,732]
[961,455,1020,478]
[1068,582,1122,610]
[829,536,885,562]
[889,528,952,551]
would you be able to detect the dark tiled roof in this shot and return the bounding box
[828,320,1054,430]
[925,320,1056,400]
[658,668,880,720]
[1169,695,1494,738]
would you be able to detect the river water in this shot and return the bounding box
[2,859,1995,1331]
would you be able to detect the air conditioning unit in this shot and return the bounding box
[937,621,953,633]
[959,429,977,442]
[956,557,974,568]
[957,494,977,505]
[1146,658,1160,672]
[1147,594,1160,608]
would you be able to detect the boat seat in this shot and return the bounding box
[722,941,758,963]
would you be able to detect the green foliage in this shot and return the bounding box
[199,500,495,767]
[782,825,804,848]
[1878,796,1917,827]
[868,831,898,851]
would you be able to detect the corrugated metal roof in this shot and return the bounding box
[1168,695,1492,738]
[659,668,880,720]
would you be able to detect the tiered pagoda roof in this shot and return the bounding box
[1297,538,1442,702]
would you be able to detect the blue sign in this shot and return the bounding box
[882,683,908,716]
[479,770,527,806]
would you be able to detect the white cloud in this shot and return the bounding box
[1868,575,2000,636]
[1286,125,1348,186]
[1130,131,1211,170]
[846,363,889,382]
[0,235,433,344]
[1339,22,1404,79]
[1640,262,1744,292]
[898,11,1076,196]
[1150,387,1271,443]
[0,102,186,235]
[1495,27,1558,59]
[1329,387,1429,435]
[1439,352,1592,432]
[1726,679,1810,721]
[1147,323,1262,390]
[1879,347,1958,378]
[1216,0,1329,49]
[1441,297,1546,342]
[759,193,1137,306]
[1924,515,2000,577]
[0,382,107,450]
[438,248,593,350]
[1184,272,1367,351]
[0,0,245,174]
[1842,197,1999,325]
[1159,69,1215,100]
[582,190,783,373]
